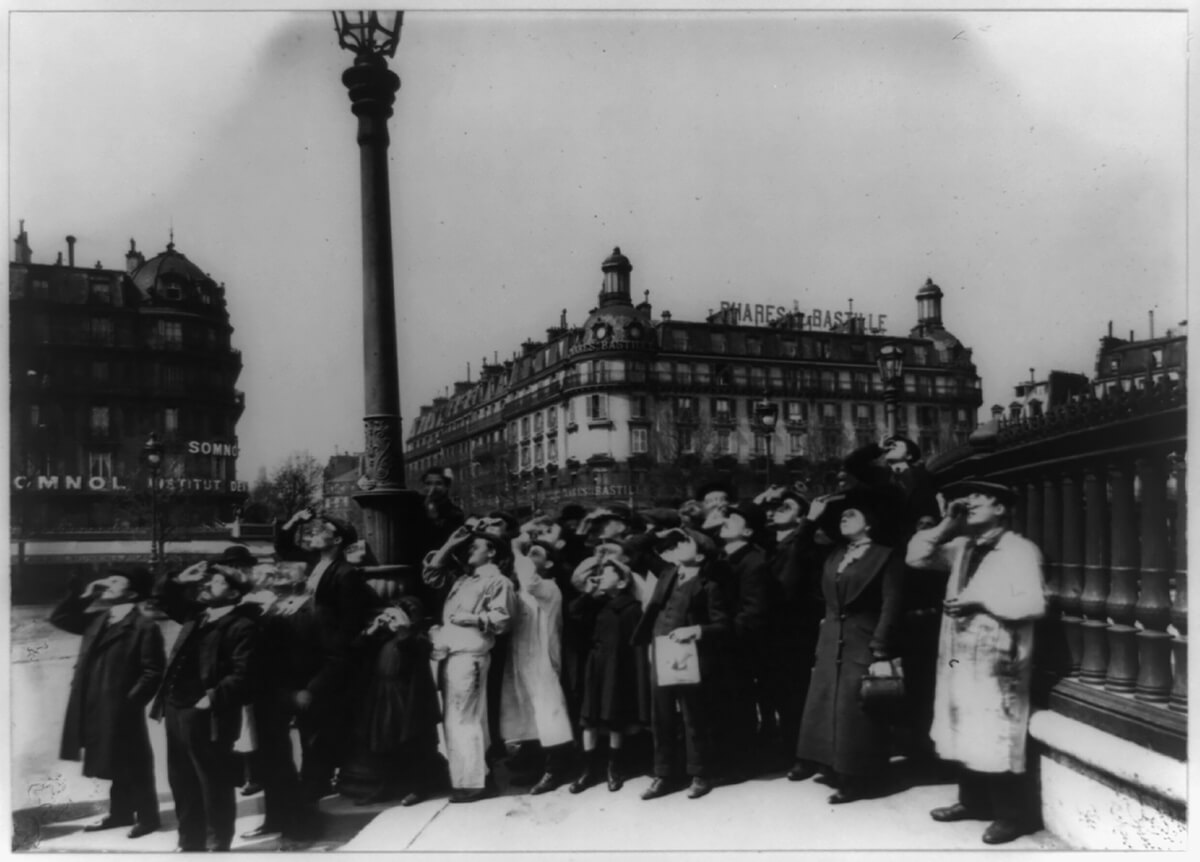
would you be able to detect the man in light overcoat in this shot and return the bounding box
[906,480,1046,845]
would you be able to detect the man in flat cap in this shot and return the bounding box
[52,565,165,839]
[906,480,1047,845]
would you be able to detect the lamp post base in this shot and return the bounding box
[353,487,427,567]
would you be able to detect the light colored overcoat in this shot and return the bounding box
[907,528,1046,773]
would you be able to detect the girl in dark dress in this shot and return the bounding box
[567,559,649,793]
[793,492,904,803]
[352,595,445,805]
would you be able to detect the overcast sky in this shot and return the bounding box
[7,2,1189,482]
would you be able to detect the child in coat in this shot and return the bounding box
[353,595,445,806]
[567,558,649,792]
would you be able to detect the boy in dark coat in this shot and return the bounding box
[631,528,732,801]
[566,558,649,793]
[152,561,259,852]
[52,565,165,839]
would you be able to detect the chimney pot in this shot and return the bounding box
[66,235,76,267]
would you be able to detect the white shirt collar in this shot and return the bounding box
[203,604,237,623]
[107,602,135,622]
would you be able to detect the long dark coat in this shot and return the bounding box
[355,629,442,753]
[796,542,904,777]
[571,592,650,729]
[52,594,165,780]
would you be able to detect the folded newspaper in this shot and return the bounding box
[654,634,701,686]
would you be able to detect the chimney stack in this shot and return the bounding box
[66,235,76,267]
[1149,310,1155,339]
[13,219,32,264]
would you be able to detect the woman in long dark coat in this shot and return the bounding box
[794,491,904,803]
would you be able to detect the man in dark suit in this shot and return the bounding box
[52,565,165,839]
[631,528,732,801]
[152,562,258,852]
[716,502,775,779]
[274,509,376,803]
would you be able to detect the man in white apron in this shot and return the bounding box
[906,480,1046,845]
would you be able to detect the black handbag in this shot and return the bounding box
[859,658,906,714]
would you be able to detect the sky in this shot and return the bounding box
[6,2,1190,483]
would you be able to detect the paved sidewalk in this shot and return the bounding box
[22,766,1066,853]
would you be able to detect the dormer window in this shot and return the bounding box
[163,282,183,301]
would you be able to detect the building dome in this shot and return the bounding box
[129,241,218,301]
[602,246,632,274]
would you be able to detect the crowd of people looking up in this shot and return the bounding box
[50,434,1048,850]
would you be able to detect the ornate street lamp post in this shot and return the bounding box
[876,342,905,439]
[142,431,165,570]
[753,398,779,488]
[333,10,424,566]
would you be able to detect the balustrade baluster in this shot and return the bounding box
[1011,480,1027,536]
[1169,454,1187,713]
[1079,465,1111,685]
[1105,461,1139,693]
[1060,472,1085,676]
[1133,455,1172,703]
[1041,474,1066,675]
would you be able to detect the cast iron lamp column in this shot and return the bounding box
[142,432,164,571]
[753,399,779,488]
[876,342,905,439]
[334,11,424,566]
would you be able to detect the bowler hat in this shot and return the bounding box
[558,504,587,524]
[653,527,717,559]
[695,480,735,503]
[725,501,767,538]
[109,564,154,599]
[211,545,256,567]
[641,507,683,531]
[941,480,1018,509]
[320,516,358,547]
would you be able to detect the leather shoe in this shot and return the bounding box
[83,817,133,832]
[399,791,422,807]
[931,802,989,823]
[530,772,560,795]
[828,788,864,805]
[640,777,681,800]
[240,824,282,839]
[982,819,1033,845]
[687,777,712,799]
[127,822,159,839]
[449,787,493,803]
[607,764,624,793]
[787,763,817,782]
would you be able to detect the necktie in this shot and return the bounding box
[961,540,994,589]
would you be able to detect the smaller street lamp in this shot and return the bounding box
[876,342,905,438]
[753,398,780,487]
[142,432,165,569]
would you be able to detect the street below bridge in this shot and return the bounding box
[11,603,1066,853]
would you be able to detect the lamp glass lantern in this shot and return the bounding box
[876,342,905,386]
[142,431,164,470]
[333,10,403,60]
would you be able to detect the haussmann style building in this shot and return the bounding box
[405,247,983,514]
[9,223,250,601]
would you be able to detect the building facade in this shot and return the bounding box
[406,248,983,514]
[9,224,247,599]
[322,452,366,536]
